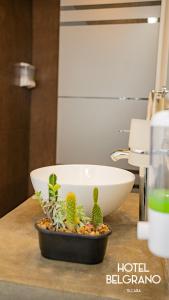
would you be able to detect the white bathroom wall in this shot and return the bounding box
[59,24,159,98]
[57,0,161,168]
[167,59,169,88]
[57,98,148,169]
[155,0,169,89]
[59,3,160,98]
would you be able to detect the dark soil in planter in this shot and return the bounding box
[35,221,112,264]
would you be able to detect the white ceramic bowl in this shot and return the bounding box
[30,165,135,216]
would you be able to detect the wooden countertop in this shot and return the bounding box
[0,193,168,300]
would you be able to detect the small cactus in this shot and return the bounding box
[92,187,103,228]
[66,192,79,231]
[48,173,61,202]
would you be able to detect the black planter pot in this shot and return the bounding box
[35,222,112,264]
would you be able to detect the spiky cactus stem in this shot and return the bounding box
[92,187,103,228]
[66,192,79,231]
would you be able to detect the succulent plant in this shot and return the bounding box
[76,205,91,227]
[33,191,52,220]
[92,187,103,228]
[50,199,66,229]
[34,174,91,232]
[33,191,42,203]
[48,173,61,202]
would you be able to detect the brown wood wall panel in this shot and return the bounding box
[0,130,29,215]
[29,0,60,193]
[0,0,32,217]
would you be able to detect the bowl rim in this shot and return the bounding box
[30,164,135,187]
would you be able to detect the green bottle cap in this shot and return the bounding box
[148,189,169,213]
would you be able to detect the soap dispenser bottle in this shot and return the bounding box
[137,110,169,258]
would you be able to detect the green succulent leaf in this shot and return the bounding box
[49,174,57,185]
[53,184,61,192]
